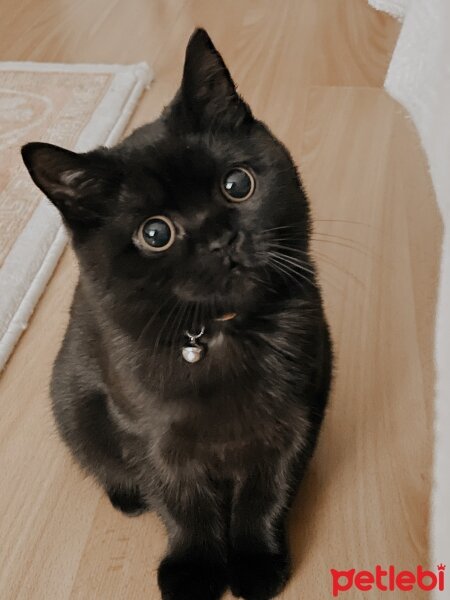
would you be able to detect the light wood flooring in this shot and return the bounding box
[0,1,441,598]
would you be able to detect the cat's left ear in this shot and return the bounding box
[177,28,253,128]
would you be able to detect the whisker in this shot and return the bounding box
[267,244,366,289]
[151,299,181,369]
[260,223,305,234]
[268,250,317,277]
[314,218,371,227]
[268,233,367,252]
[312,230,368,248]
[266,232,372,257]
[267,254,318,289]
[266,243,317,262]
[264,236,305,244]
[167,300,187,369]
[261,234,370,292]
[311,236,373,258]
[267,257,301,289]
[192,301,200,333]
[136,293,173,346]
[312,250,366,289]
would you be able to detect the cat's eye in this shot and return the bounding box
[137,216,176,252]
[222,167,255,202]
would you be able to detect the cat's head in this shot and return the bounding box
[22,29,311,321]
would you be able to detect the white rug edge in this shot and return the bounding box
[0,61,152,371]
[0,61,151,76]
[368,0,408,20]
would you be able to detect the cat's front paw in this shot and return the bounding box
[229,551,291,600]
[107,485,149,517]
[158,555,227,600]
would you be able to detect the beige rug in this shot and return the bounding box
[0,62,152,370]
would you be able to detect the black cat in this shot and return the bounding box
[22,29,332,600]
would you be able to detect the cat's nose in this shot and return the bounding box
[209,229,239,252]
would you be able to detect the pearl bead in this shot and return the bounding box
[182,345,204,363]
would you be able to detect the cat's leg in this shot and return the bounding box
[228,334,332,598]
[228,460,293,600]
[157,473,228,600]
[52,387,149,517]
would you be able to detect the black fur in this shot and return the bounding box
[21,29,332,600]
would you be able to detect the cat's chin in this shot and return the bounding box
[173,292,249,317]
[177,287,263,318]
[173,270,260,310]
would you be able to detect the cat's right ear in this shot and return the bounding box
[21,142,118,227]
[173,28,253,129]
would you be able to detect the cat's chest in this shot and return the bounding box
[153,395,309,477]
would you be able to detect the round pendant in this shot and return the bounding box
[182,343,204,363]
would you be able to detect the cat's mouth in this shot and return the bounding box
[173,265,260,311]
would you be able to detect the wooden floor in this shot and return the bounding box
[0,1,442,599]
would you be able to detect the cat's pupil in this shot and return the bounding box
[142,219,172,248]
[223,168,253,200]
